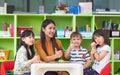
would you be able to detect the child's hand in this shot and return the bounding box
[31,55,42,63]
[91,42,97,48]
[69,40,74,49]
[91,47,97,54]
[35,55,42,63]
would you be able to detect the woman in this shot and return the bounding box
[35,19,65,75]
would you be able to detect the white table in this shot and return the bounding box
[31,62,83,75]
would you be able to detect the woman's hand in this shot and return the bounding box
[55,48,63,59]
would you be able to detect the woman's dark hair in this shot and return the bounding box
[40,19,60,56]
[19,30,35,59]
[92,29,110,47]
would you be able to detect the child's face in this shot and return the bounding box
[22,34,34,47]
[71,36,82,47]
[94,35,105,46]
[42,23,56,39]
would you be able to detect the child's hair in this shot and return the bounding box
[92,29,110,46]
[40,19,60,56]
[70,32,82,39]
[19,30,35,59]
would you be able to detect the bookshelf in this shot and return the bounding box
[0,14,120,75]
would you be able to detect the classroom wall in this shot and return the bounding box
[4,0,120,14]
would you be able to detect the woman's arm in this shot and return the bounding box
[35,41,56,62]
[35,40,64,62]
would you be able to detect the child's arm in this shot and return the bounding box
[65,40,74,60]
[90,47,97,61]
[93,50,108,62]
[90,42,97,61]
[91,42,109,61]
[83,50,92,69]
[28,55,42,64]
[65,46,71,60]
[83,59,91,69]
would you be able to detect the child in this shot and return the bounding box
[14,30,41,75]
[84,29,111,75]
[65,32,91,69]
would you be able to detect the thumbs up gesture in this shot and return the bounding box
[55,48,63,59]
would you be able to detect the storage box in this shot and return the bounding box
[17,26,32,36]
[0,31,11,37]
[68,6,81,14]
[0,50,9,60]
[57,29,64,37]
[80,32,93,38]
[111,30,120,37]
[79,2,92,14]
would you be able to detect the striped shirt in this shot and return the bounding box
[70,48,90,65]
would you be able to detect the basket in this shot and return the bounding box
[0,50,10,60]
[17,26,32,36]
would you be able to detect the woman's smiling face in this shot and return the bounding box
[42,23,56,39]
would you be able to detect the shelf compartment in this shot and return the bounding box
[16,15,44,36]
[95,15,120,29]
[114,62,120,74]
[0,15,14,24]
[76,15,94,32]
[46,15,74,30]
[0,39,14,60]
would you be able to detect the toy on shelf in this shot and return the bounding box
[64,26,72,37]
[79,24,92,38]
[114,48,120,60]
[0,50,10,61]
[55,1,68,14]
[0,23,14,37]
